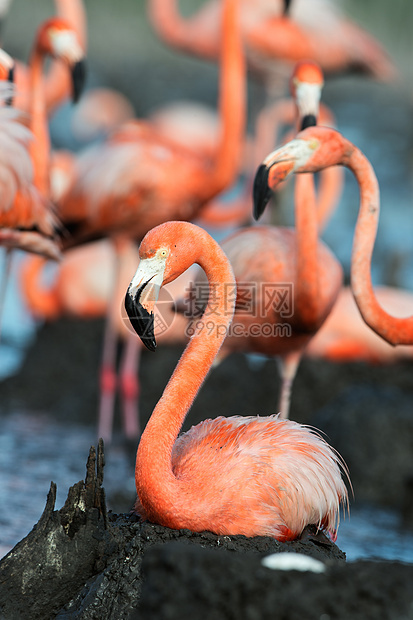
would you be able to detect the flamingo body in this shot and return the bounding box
[136,413,346,541]
[218,226,342,358]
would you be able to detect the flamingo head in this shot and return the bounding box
[289,60,324,130]
[253,126,352,220]
[125,222,201,351]
[35,17,86,102]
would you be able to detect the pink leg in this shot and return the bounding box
[97,316,118,443]
[0,248,13,344]
[119,335,141,440]
[97,241,124,443]
[276,350,302,419]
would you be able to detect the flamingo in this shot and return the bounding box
[124,220,348,540]
[147,0,396,98]
[56,0,245,442]
[10,0,87,115]
[19,239,195,441]
[0,18,85,333]
[253,125,413,346]
[0,17,85,255]
[180,60,343,418]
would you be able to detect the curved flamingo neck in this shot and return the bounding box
[349,148,413,345]
[29,48,50,197]
[205,0,245,200]
[136,232,236,524]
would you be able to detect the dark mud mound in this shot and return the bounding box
[137,543,413,620]
[0,441,343,620]
[1,442,412,620]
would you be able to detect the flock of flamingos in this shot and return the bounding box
[1,0,413,543]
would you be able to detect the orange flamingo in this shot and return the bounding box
[253,125,413,346]
[181,60,343,418]
[124,220,348,541]
[19,240,195,441]
[0,18,85,257]
[148,0,396,97]
[0,19,85,332]
[56,0,245,440]
[11,0,87,115]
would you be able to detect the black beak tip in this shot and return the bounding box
[300,114,317,131]
[253,164,272,221]
[283,0,292,16]
[72,59,86,103]
[124,291,157,352]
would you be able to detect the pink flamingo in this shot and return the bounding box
[0,18,85,334]
[124,220,348,541]
[11,0,87,115]
[148,0,396,97]
[181,60,343,418]
[253,125,413,346]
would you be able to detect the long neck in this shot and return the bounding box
[294,172,323,328]
[350,148,413,345]
[205,0,246,200]
[136,236,236,519]
[315,165,343,233]
[43,0,86,114]
[29,49,50,197]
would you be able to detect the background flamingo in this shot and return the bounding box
[253,125,413,346]
[125,220,348,541]
[147,0,396,99]
[9,0,86,115]
[180,60,344,418]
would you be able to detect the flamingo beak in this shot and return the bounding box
[253,164,274,220]
[253,137,318,220]
[125,278,157,352]
[252,160,294,220]
[71,59,86,103]
[300,114,317,130]
[125,257,167,351]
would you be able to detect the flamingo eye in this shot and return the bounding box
[159,249,168,258]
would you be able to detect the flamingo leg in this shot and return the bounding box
[119,334,141,440]
[0,248,13,344]
[276,350,302,419]
[97,242,123,443]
